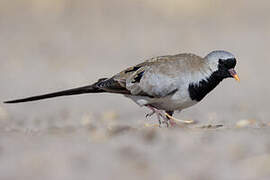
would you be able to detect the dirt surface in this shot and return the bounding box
[0,0,270,179]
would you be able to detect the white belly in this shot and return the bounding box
[124,88,198,111]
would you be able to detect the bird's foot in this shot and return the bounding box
[145,110,155,118]
[154,110,169,127]
[164,112,195,124]
[145,105,194,127]
[146,105,169,127]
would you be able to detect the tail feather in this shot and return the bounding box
[4,80,106,104]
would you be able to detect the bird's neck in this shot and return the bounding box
[188,71,224,102]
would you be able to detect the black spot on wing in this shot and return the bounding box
[131,71,144,83]
[97,78,130,94]
[166,88,178,96]
[124,66,141,73]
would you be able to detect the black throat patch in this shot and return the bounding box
[188,71,224,102]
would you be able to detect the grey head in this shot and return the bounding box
[205,50,235,62]
[204,50,239,81]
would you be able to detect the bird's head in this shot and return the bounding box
[205,50,240,81]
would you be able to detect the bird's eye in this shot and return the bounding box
[219,58,236,69]
[218,59,225,66]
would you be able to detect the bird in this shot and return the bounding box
[4,50,239,127]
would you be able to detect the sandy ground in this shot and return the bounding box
[0,0,270,179]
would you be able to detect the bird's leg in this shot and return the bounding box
[145,105,194,127]
[146,105,167,127]
[164,112,194,124]
[145,106,155,118]
[156,112,162,127]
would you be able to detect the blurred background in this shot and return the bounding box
[0,0,270,179]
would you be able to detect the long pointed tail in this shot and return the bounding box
[4,79,107,104]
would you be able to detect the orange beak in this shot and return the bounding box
[228,69,240,82]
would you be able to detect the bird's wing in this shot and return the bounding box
[95,63,148,96]
[103,54,197,98]
[98,53,205,98]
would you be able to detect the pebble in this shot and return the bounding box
[236,119,256,128]
[102,110,119,121]
[80,113,93,126]
[0,106,8,120]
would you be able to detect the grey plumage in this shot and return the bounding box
[4,50,239,126]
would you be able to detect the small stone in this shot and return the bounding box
[0,106,8,120]
[236,119,255,128]
[142,129,157,142]
[102,110,119,121]
[144,123,159,128]
[89,129,108,142]
[108,125,133,136]
[81,113,93,126]
[199,124,223,129]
